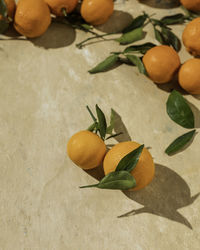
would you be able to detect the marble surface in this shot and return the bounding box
[0,0,200,249]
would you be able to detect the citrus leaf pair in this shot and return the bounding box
[80,145,144,190]
[165,90,196,155]
[80,171,136,190]
[122,13,148,33]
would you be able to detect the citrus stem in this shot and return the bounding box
[79,184,99,188]
[86,105,97,122]
[76,33,117,49]
[61,8,67,17]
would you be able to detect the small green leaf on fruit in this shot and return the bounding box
[115,144,144,172]
[96,104,107,140]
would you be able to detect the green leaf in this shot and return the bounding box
[161,27,181,52]
[115,144,144,172]
[151,18,164,27]
[106,108,115,134]
[123,42,156,54]
[81,23,93,30]
[0,0,7,17]
[154,27,164,44]
[166,90,195,129]
[96,104,107,140]
[126,55,147,75]
[116,27,144,45]
[88,54,119,74]
[0,19,9,34]
[160,13,185,25]
[80,171,136,190]
[122,14,148,33]
[165,130,196,155]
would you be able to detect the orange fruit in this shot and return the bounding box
[14,0,51,38]
[182,17,200,56]
[4,0,16,18]
[81,0,114,26]
[67,130,107,170]
[178,58,200,95]
[44,0,79,16]
[142,45,181,84]
[180,0,200,11]
[103,141,155,191]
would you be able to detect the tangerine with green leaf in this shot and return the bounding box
[67,130,107,170]
[103,141,155,191]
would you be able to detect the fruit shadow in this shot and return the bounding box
[120,164,200,230]
[138,0,180,9]
[29,21,76,49]
[95,10,133,34]
[84,109,199,229]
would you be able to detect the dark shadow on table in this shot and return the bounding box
[138,0,180,9]
[120,164,200,229]
[29,21,76,49]
[96,10,133,33]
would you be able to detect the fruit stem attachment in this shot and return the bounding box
[61,8,67,17]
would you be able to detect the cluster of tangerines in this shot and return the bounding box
[67,108,155,191]
[2,0,114,38]
[143,15,200,95]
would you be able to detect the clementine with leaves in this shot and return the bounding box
[103,141,155,191]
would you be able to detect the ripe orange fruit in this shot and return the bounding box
[81,0,114,26]
[67,130,107,170]
[14,0,51,38]
[142,45,181,84]
[103,141,155,191]
[182,17,200,56]
[178,58,200,95]
[180,0,200,11]
[44,0,78,16]
[4,0,16,18]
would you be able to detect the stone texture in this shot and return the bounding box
[0,1,200,249]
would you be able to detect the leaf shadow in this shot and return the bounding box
[138,0,180,9]
[187,101,200,128]
[29,21,76,49]
[120,164,199,230]
[95,10,134,33]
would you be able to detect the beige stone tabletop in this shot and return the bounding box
[0,0,200,249]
